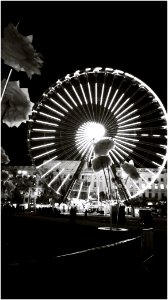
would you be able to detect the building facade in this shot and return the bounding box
[2,162,167,203]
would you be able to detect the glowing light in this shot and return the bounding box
[80,84,88,104]
[114,138,136,147]
[114,98,131,116]
[88,146,94,162]
[48,169,64,187]
[100,84,105,106]
[93,67,102,73]
[140,175,148,184]
[110,151,120,163]
[34,149,56,160]
[76,122,106,145]
[95,83,97,104]
[156,153,164,158]
[39,112,60,121]
[104,86,112,107]
[113,148,125,160]
[152,161,162,167]
[131,179,141,190]
[41,162,61,178]
[49,97,68,112]
[108,89,118,110]
[36,155,58,169]
[105,67,113,72]
[116,109,138,121]
[111,93,124,112]
[146,168,155,175]
[57,93,73,109]
[72,85,83,105]
[56,174,70,194]
[64,88,77,107]
[118,133,137,136]
[77,182,83,200]
[44,104,64,116]
[31,136,55,140]
[115,145,130,157]
[36,120,58,127]
[115,142,133,153]
[117,115,140,125]
[88,82,93,104]
[141,134,149,136]
[118,121,141,128]
[31,142,55,150]
[115,135,139,142]
[118,128,142,132]
[32,129,56,132]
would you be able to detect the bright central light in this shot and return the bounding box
[86,122,106,141]
[77,122,106,142]
[75,122,106,156]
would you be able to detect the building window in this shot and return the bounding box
[94,182,96,187]
[82,175,84,179]
[155,184,158,189]
[130,192,133,196]
[161,193,165,198]
[160,178,164,182]
[148,178,151,181]
[155,193,158,199]
[160,184,164,190]
[149,193,152,198]
[142,183,145,189]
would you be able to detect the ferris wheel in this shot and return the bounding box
[28,67,167,200]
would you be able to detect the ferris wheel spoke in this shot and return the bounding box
[128,148,163,167]
[104,99,132,127]
[86,78,96,121]
[43,104,65,117]
[55,174,70,195]
[78,85,94,121]
[48,169,65,187]
[76,76,94,121]
[46,94,69,113]
[71,84,93,121]
[33,119,59,128]
[33,149,57,160]
[36,155,58,169]
[116,109,139,122]
[41,162,61,179]
[30,136,55,141]
[30,142,55,150]
[109,151,120,164]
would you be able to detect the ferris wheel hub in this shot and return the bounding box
[76,122,106,143]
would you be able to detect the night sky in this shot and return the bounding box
[1,1,167,166]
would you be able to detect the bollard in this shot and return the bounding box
[141,228,154,260]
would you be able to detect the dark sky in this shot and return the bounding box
[1,1,167,166]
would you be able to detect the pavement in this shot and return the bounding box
[1,211,167,299]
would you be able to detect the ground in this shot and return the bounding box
[1,212,167,299]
